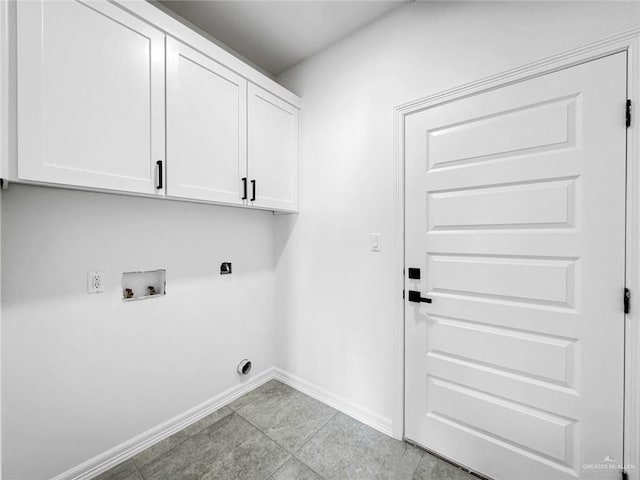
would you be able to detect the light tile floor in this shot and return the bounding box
[94,380,477,480]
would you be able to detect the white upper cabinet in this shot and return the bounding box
[166,39,247,205]
[11,0,300,211]
[247,84,300,212]
[16,0,165,194]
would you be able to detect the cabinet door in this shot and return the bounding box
[17,0,165,194]
[166,39,247,204]
[247,84,299,212]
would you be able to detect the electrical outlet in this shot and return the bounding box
[87,272,105,293]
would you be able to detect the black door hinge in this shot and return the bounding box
[622,470,628,480]
[627,99,632,128]
[624,288,631,314]
[403,290,405,299]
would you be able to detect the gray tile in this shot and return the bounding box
[118,472,143,480]
[269,458,324,480]
[92,460,142,480]
[140,413,290,480]
[297,413,423,480]
[181,405,233,437]
[413,454,476,480]
[132,432,185,471]
[229,379,293,412]
[230,380,337,452]
[133,406,233,468]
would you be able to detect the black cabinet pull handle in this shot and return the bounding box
[241,177,248,200]
[408,290,432,304]
[156,160,163,190]
[251,179,256,201]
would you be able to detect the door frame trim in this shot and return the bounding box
[392,26,640,480]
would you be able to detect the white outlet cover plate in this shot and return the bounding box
[87,271,105,293]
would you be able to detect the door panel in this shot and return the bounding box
[166,38,247,204]
[427,316,575,386]
[17,0,164,194]
[247,84,299,212]
[426,94,577,169]
[405,53,627,480]
[427,178,576,230]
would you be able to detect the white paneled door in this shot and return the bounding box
[405,53,627,480]
[17,0,165,194]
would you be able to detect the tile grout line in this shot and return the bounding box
[263,463,283,480]
[215,382,304,458]
[231,382,335,480]
[230,383,332,457]
[410,451,425,480]
[196,432,291,480]
[188,412,290,480]
[291,455,330,480]
[241,408,334,480]
[287,410,339,480]
[227,413,294,477]
[264,455,329,480]
[131,407,235,478]
[404,438,428,480]
[263,458,291,480]
[233,409,295,455]
[100,378,426,480]
[293,410,338,455]
[99,381,314,480]
[238,397,339,458]
[132,458,146,480]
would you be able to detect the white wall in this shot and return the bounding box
[1,185,276,480]
[5,3,640,479]
[0,189,3,480]
[274,1,640,434]
[0,1,7,477]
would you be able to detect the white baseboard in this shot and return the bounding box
[272,368,393,437]
[51,367,394,480]
[51,367,277,480]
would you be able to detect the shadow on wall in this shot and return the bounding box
[1,183,277,305]
[274,210,298,263]
[1,183,280,480]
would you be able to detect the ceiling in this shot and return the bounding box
[157,1,409,76]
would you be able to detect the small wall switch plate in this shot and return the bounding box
[87,272,105,293]
[371,233,381,252]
